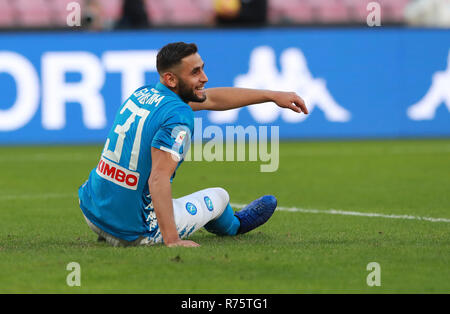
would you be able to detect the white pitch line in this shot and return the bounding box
[0,193,77,201]
[1,194,448,224]
[230,203,450,223]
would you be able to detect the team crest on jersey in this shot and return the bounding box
[204,196,214,211]
[185,202,197,215]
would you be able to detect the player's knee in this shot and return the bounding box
[214,187,230,206]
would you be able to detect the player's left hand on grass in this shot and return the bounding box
[271,91,308,115]
[166,239,200,248]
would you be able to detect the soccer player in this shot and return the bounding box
[78,42,308,247]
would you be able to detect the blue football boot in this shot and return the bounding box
[234,195,277,234]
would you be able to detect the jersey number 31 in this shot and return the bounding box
[102,100,150,171]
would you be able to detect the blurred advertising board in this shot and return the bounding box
[0,28,449,144]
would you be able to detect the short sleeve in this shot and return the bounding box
[151,106,193,161]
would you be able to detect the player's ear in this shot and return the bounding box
[162,72,178,89]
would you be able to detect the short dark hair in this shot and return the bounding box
[156,42,198,75]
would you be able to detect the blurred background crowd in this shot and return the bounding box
[0,0,449,31]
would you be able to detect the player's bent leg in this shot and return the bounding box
[170,189,279,239]
[204,203,241,236]
[170,187,231,238]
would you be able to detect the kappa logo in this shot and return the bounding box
[185,202,197,215]
[204,196,214,212]
[146,208,158,233]
[209,46,351,124]
[407,50,450,120]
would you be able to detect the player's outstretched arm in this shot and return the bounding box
[189,87,308,114]
[149,147,200,248]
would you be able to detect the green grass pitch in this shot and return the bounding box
[0,139,449,293]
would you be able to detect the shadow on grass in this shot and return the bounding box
[0,228,281,252]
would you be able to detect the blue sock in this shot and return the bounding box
[204,203,240,236]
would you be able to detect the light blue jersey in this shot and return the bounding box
[78,82,194,241]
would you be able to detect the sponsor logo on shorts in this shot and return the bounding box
[185,202,197,215]
[96,156,139,190]
[204,196,214,211]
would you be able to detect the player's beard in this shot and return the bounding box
[178,79,207,103]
